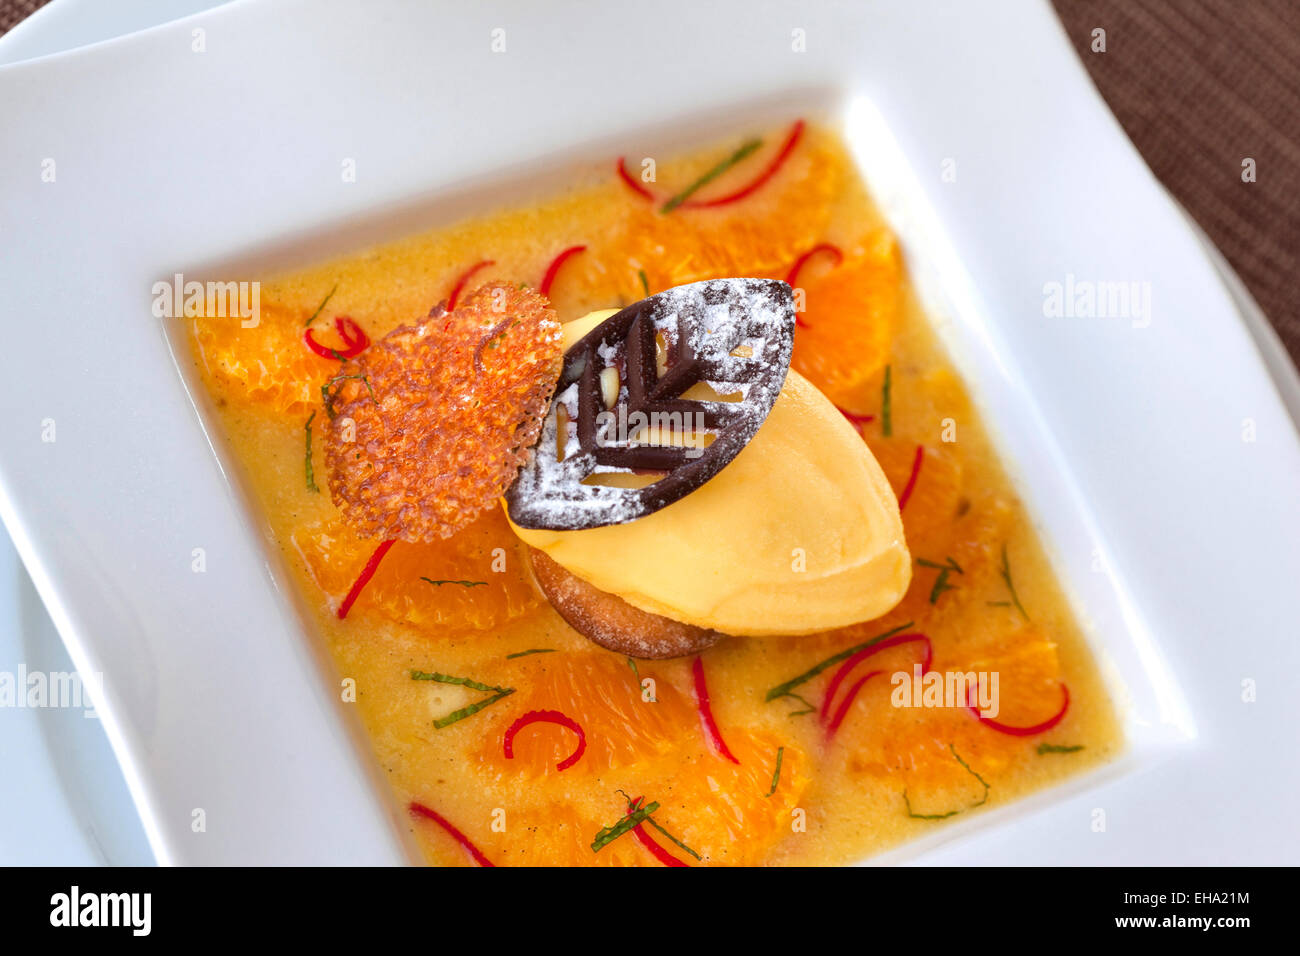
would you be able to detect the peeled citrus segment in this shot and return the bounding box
[867,438,964,553]
[790,231,901,408]
[635,727,807,866]
[953,629,1064,729]
[465,651,807,865]
[192,302,353,417]
[476,652,694,774]
[291,507,539,630]
[616,128,842,289]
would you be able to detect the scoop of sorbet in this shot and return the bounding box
[508,311,911,637]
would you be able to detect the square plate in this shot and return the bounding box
[2,0,1297,865]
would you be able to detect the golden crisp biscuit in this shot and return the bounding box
[325,284,562,542]
[529,548,725,659]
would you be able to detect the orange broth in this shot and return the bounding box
[188,121,1121,866]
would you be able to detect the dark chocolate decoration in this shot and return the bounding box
[506,278,795,530]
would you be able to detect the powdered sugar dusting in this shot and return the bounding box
[506,278,794,530]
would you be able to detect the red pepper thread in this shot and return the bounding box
[447,259,496,312]
[897,444,925,511]
[627,796,688,867]
[785,243,843,329]
[337,538,395,619]
[968,682,1071,736]
[826,670,883,736]
[304,316,370,359]
[691,656,740,764]
[538,245,587,298]
[821,633,933,726]
[502,709,587,771]
[838,407,876,434]
[409,801,495,867]
[616,158,656,200]
[615,120,805,210]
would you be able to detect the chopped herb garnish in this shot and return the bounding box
[592,800,659,852]
[765,746,785,798]
[304,283,338,327]
[321,372,374,419]
[997,543,1030,621]
[304,411,319,493]
[916,556,963,573]
[506,648,556,660]
[881,364,893,437]
[765,621,913,702]
[420,577,487,588]
[626,657,656,701]
[410,670,515,729]
[1037,743,1085,755]
[903,745,990,819]
[779,692,817,718]
[645,815,702,861]
[929,568,957,603]
[986,601,1012,607]
[918,556,963,604]
[638,269,650,296]
[591,795,701,860]
[660,137,763,214]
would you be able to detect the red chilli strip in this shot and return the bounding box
[691,656,740,764]
[538,245,587,298]
[614,119,805,209]
[626,796,688,868]
[968,682,1071,737]
[820,633,933,724]
[616,157,656,200]
[633,824,689,867]
[409,801,495,867]
[304,317,371,359]
[838,407,876,434]
[897,444,925,511]
[337,538,396,619]
[785,243,843,329]
[447,259,496,312]
[502,709,587,771]
[826,670,883,736]
[680,119,806,209]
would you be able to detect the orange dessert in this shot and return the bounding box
[188,120,1121,865]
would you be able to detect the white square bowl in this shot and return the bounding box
[1,0,1297,865]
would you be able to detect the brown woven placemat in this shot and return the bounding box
[4,0,1298,364]
[0,0,39,32]
[1053,0,1300,365]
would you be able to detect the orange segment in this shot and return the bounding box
[477,652,695,774]
[791,230,900,407]
[951,629,1064,729]
[291,506,539,631]
[192,302,360,417]
[616,129,842,290]
[867,438,964,553]
[463,651,807,865]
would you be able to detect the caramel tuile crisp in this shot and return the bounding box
[325,283,563,542]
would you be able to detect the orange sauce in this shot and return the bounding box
[188,121,1121,865]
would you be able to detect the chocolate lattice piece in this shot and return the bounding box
[506,278,794,530]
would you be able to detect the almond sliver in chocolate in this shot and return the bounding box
[506,278,795,530]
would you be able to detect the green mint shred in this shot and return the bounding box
[660,137,763,213]
[765,621,913,702]
[305,283,338,326]
[410,670,515,729]
[903,745,990,820]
